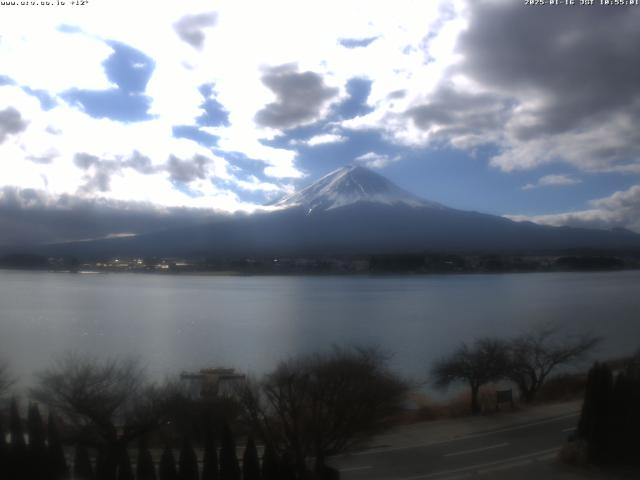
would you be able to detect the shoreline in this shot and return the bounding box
[1,265,639,278]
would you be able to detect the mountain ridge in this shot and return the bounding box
[10,165,640,259]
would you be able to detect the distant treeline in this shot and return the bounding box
[1,251,639,274]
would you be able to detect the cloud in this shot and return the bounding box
[522,174,581,191]
[293,133,347,147]
[167,154,211,183]
[173,12,218,49]
[354,152,399,169]
[341,1,640,174]
[254,64,339,130]
[0,186,225,246]
[458,3,639,138]
[507,185,640,233]
[0,26,114,93]
[0,107,28,143]
[123,151,158,174]
[458,2,640,172]
[73,153,121,194]
[405,84,512,148]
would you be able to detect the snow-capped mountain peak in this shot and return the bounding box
[273,165,444,213]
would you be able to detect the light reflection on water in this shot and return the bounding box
[1,269,639,390]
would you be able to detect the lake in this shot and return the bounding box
[1,269,639,390]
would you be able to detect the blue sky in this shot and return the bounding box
[0,0,639,244]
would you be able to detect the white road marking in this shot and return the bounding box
[562,427,576,432]
[443,442,508,457]
[340,465,372,472]
[396,446,561,480]
[349,412,579,457]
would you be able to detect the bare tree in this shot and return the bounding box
[431,338,510,415]
[0,360,15,398]
[507,327,601,403]
[235,346,408,477]
[31,353,172,450]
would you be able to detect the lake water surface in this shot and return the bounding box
[1,269,639,388]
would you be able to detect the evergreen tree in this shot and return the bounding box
[47,412,69,480]
[242,436,260,480]
[136,438,156,480]
[96,447,118,480]
[117,447,134,480]
[608,373,626,462]
[260,443,278,480]
[201,431,219,480]
[178,437,199,480]
[219,423,240,480]
[278,452,296,480]
[28,403,47,480]
[0,416,8,479]
[9,398,25,447]
[9,398,27,480]
[159,445,178,480]
[577,363,613,463]
[73,444,95,480]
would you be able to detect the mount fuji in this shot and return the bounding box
[272,165,441,213]
[34,165,640,258]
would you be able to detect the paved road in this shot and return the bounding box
[332,413,580,480]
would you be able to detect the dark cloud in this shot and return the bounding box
[338,37,378,48]
[255,64,339,129]
[0,186,221,246]
[173,12,218,49]
[167,154,211,183]
[71,151,213,193]
[73,152,161,194]
[399,2,640,171]
[457,2,640,139]
[74,153,118,193]
[0,107,28,143]
[74,153,100,169]
[388,90,406,100]
[123,151,158,174]
[406,85,511,147]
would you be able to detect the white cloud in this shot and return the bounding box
[0,28,114,93]
[507,185,640,233]
[354,152,400,169]
[0,0,464,204]
[292,133,347,147]
[522,174,581,191]
[0,85,261,213]
[4,0,636,229]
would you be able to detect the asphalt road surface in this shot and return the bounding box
[332,413,580,480]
